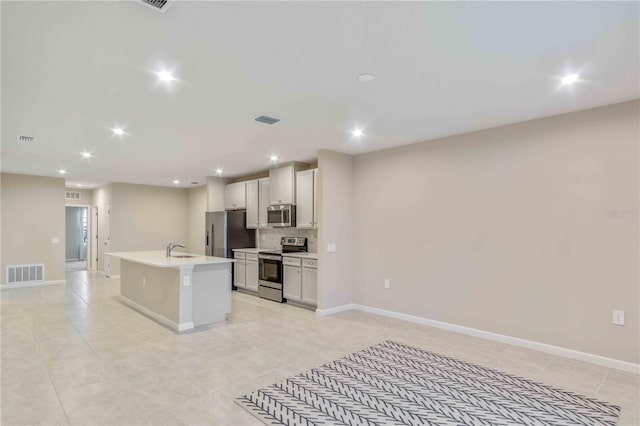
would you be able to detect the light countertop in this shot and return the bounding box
[233,248,318,260]
[107,250,235,268]
[282,252,318,260]
[232,248,263,254]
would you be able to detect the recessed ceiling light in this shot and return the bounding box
[112,127,125,136]
[358,73,375,82]
[81,152,93,158]
[173,180,180,185]
[77,184,83,187]
[351,128,364,138]
[215,168,223,175]
[57,169,67,174]
[270,154,279,162]
[157,71,175,82]
[561,74,580,85]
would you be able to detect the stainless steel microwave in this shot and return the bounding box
[267,204,296,227]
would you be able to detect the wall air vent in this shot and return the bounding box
[138,0,175,13]
[254,115,281,125]
[65,191,81,200]
[18,135,36,142]
[6,264,44,284]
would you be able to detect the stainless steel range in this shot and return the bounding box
[258,237,307,302]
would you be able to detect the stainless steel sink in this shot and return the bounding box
[171,255,198,258]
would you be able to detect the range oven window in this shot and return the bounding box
[260,258,282,283]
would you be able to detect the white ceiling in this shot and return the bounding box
[2,1,638,188]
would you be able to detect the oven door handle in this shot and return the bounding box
[259,255,282,261]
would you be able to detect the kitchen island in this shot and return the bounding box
[107,251,234,332]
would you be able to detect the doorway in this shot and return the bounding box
[65,206,89,272]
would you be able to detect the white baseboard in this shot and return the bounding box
[1,279,66,290]
[317,303,639,374]
[116,295,193,332]
[316,303,357,316]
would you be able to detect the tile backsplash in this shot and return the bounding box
[258,227,318,253]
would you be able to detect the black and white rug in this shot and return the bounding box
[236,340,620,425]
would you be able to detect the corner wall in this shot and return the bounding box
[1,173,66,283]
[351,100,639,364]
[317,149,355,310]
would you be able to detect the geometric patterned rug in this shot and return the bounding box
[236,340,620,425]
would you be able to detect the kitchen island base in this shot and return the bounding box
[110,253,233,332]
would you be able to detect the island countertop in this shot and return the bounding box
[107,250,235,268]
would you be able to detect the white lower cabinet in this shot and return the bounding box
[234,259,246,288]
[283,256,317,306]
[245,257,259,292]
[283,263,302,301]
[301,266,317,305]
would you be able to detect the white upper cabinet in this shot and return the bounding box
[269,165,293,205]
[245,180,259,229]
[224,182,246,210]
[269,162,308,206]
[258,178,270,228]
[296,169,317,229]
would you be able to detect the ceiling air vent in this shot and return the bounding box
[138,0,175,13]
[254,115,281,125]
[18,135,36,142]
[65,191,81,201]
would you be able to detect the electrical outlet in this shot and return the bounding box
[612,310,625,326]
[384,279,390,289]
[142,277,146,287]
[183,275,191,287]
[327,243,336,253]
[51,237,59,244]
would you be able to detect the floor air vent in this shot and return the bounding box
[65,191,81,200]
[138,0,175,13]
[6,264,45,284]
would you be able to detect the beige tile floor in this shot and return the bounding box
[1,270,638,425]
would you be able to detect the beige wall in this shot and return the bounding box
[187,185,207,255]
[64,188,93,206]
[206,176,225,212]
[350,100,639,364]
[1,173,66,283]
[317,150,355,310]
[107,183,189,275]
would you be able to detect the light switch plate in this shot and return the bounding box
[183,276,191,287]
[51,237,60,244]
[327,243,336,253]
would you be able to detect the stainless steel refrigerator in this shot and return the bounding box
[205,211,256,258]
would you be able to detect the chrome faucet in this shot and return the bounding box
[166,242,185,257]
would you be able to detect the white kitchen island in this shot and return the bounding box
[107,251,234,332]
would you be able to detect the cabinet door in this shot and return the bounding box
[269,167,283,205]
[313,169,318,228]
[269,165,294,205]
[283,265,301,301]
[224,184,235,210]
[246,180,259,229]
[301,267,317,306]
[258,178,270,228]
[245,260,259,292]
[234,260,245,288]
[296,170,314,228]
[234,182,247,209]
